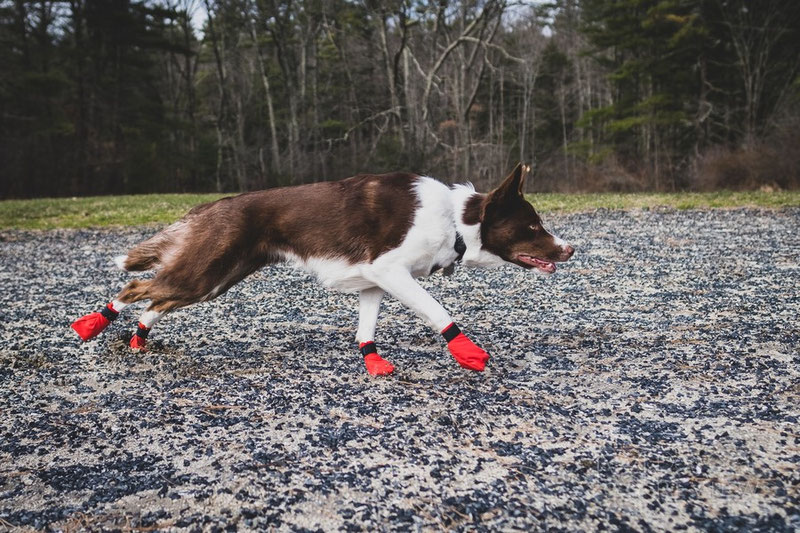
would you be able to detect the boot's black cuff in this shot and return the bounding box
[135,324,150,339]
[100,305,119,321]
[442,323,461,343]
[360,342,378,356]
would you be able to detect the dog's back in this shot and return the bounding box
[118,172,423,311]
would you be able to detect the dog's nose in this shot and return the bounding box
[563,245,575,259]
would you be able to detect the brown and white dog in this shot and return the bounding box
[71,163,574,375]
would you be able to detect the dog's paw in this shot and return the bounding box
[129,334,148,352]
[364,353,395,376]
[71,304,119,341]
[452,351,489,371]
[446,332,490,371]
[129,323,151,352]
[71,313,110,341]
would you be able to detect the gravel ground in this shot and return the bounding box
[1,208,799,532]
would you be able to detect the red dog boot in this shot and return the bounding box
[360,342,394,376]
[129,322,151,352]
[71,303,119,341]
[442,323,489,371]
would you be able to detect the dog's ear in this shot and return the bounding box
[492,163,528,198]
[481,163,529,220]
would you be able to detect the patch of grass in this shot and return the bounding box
[527,190,800,213]
[1,190,798,230]
[0,193,228,230]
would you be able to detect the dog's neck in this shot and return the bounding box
[449,184,507,268]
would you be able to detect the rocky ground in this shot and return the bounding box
[1,208,798,532]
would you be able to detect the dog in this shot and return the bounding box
[71,163,574,375]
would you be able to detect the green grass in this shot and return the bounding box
[1,190,798,230]
[527,190,800,213]
[0,193,229,230]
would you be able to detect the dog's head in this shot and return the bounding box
[479,163,574,274]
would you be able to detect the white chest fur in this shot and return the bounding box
[450,184,506,268]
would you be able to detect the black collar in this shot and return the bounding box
[454,232,466,262]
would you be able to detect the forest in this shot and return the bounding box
[1,0,799,198]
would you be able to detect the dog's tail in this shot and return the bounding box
[115,221,187,272]
[116,242,161,272]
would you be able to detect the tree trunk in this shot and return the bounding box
[249,16,281,175]
[377,12,404,148]
[204,0,228,192]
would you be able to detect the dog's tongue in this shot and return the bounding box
[520,255,556,273]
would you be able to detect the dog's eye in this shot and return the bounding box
[529,224,540,232]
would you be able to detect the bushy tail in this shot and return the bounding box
[116,221,185,272]
[119,242,161,271]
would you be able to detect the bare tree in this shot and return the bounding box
[248,1,281,175]
[718,0,800,146]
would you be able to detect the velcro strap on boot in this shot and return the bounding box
[100,304,119,321]
[135,323,150,339]
[441,323,461,343]
[359,342,378,356]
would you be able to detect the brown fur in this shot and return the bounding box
[123,221,189,272]
[117,172,418,313]
[462,194,483,226]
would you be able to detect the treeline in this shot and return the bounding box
[2,0,799,198]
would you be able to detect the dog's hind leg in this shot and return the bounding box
[117,279,203,351]
[368,267,490,372]
[118,258,263,351]
[71,278,159,343]
[128,307,165,352]
[71,227,175,342]
[356,288,394,376]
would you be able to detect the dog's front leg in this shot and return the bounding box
[356,287,384,343]
[356,288,394,376]
[368,268,490,371]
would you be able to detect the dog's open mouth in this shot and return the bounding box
[517,254,556,273]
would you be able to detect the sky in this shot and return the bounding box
[185,0,552,39]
